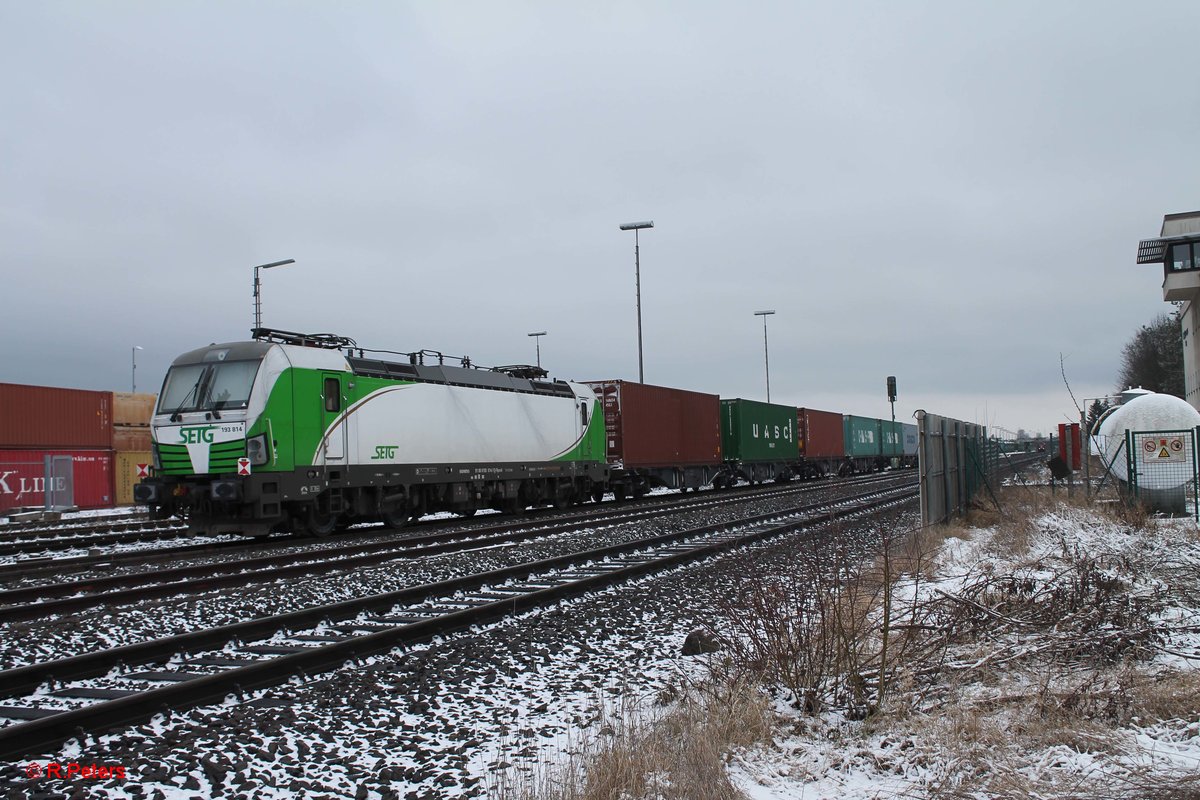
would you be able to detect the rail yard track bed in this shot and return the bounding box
[0,477,910,669]
[0,482,916,798]
[1,500,919,798]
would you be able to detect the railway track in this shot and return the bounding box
[0,478,917,759]
[0,472,907,580]
[0,474,912,621]
[0,518,194,559]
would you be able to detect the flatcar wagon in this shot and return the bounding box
[134,330,607,536]
[797,407,845,478]
[585,380,722,497]
[719,398,800,484]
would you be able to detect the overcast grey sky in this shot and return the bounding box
[3,2,1196,436]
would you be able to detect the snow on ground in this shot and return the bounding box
[726,503,1200,799]
[1,488,883,798]
[7,493,1190,799]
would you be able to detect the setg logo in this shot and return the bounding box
[178,426,217,444]
[372,445,398,460]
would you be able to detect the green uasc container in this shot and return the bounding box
[843,415,883,458]
[720,398,799,462]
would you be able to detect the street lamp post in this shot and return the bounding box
[131,346,143,393]
[619,221,654,383]
[252,259,296,336]
[754,310,776,403]
[528,331,547,369]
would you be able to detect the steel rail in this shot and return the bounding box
[0,485,917,758]
[0,477,896,620]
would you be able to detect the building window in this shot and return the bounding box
[1170,242,1195,271]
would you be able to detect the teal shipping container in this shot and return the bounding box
[843,415,883,458]
[720,399,799,462]
[881,419,904,457]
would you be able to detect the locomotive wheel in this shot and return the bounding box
[306,505,338,537]
[382,503,408,529]
[591,486,605,503]
[613,486,627,502]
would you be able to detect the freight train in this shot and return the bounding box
[133,329,916,537]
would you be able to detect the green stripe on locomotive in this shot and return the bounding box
[157,362,605,475]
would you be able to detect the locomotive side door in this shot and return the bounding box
[321,373,347,463]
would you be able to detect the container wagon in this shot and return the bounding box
[843,414,886,473]
[901,422,918,467]
[797,407,845,478]
[584,380,722,497]
[720,398,799,484]
[881,419,904,461]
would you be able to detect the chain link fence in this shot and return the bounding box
[1124,428,1200,519]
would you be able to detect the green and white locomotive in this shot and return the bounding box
[134,330,608,536]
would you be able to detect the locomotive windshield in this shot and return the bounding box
[157,360,262,414]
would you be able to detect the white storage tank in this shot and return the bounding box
[1097,392,1200,513]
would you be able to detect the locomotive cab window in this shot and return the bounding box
[156,359,260,414]
[324,378,341,412]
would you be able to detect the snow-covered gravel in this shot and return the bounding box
[0,482,881,670]
[0,494,915,798]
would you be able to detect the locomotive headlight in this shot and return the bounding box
[247,434,270,466]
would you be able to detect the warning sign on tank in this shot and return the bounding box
[1141,436,1188,462]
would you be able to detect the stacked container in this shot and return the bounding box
[113,392,157,505]
[0,383,115,511]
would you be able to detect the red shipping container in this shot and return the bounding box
[0,450,114,511]
[0,383,113,450]
[798,408,845,459]
[584,380,722,468]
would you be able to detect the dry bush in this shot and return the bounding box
[1102,494,1154,530]
[712,537,893,716]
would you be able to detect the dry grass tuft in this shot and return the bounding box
[488,679,771,800]
[1128,668,1200,723]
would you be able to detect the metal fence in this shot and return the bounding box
[1124,428,1200,520]
[916,411,1004,526]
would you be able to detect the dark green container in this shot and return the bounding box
[880,420,904,457]
[720,399,799,462]
[843,415,882,458]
